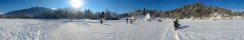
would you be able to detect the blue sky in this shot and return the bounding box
[0,0,244,13]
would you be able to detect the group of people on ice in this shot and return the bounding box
[125,16,137,24]
[125,16,182,31]
[99,13,184,31]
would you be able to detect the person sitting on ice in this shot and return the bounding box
[158,19,162,22]
[156,17,162,22]
[174,19,180,30]
[130,18,133,24]
[129,16,135,24]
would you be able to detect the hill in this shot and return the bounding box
[163,3,233,19]
[4,6,54,17]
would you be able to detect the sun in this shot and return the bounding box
[69,0,83,9]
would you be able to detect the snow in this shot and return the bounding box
[178,20,244,40]
[0,19,244,40]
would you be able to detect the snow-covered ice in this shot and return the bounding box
[0,19,244,40]
[178,20,244,40]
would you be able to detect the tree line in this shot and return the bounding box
[0,8,122,19]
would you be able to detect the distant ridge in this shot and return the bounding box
[163,3,233,18]
[4,6,54,16]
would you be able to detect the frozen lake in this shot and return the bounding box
[0,19,243,40]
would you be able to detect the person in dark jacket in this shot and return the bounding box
[100,19,103,24]
[126,18,129,24]
[174,19,180,30]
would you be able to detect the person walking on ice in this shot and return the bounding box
[126,17,129,24]
[174,19,180,30]
[173,19,180,40]
[100,18,103,24]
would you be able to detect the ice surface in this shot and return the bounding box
[0,19,244,40]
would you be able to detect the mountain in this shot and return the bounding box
[4,6,54,16]
[126,3,234,19]
[162,3,233,19]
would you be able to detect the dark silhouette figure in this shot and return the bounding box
[130,19,133,24]
[100,19,103,24]
[126,18,129,24]
[147,19,151,21]
[158,19,162,22]
[174,19,180,30]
